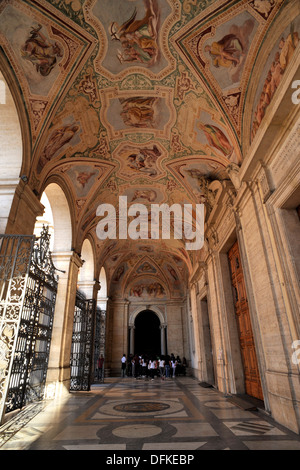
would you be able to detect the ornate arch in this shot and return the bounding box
[0,49,31,178]
[40,174,77,251]
[41,179,73,253]
[129,305,166,328]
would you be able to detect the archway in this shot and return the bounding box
[78,238,95,298]
[134,310,161,358]
[98,267,108,309]
[0,70,22,233]
[42,183,72,255]
[38,183,74,395]
[34,192,54,250]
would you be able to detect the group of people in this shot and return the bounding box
[121,353,187,380]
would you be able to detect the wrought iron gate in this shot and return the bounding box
[0,226,58,419]
[0,234,34,422]
[70,291,96,391]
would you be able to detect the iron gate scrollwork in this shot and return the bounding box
[70,291,96,391]
[0,226,58,419]
[0,234,34,422]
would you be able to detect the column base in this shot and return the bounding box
[44,380,71,401]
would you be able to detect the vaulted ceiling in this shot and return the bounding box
[1,0,299,298]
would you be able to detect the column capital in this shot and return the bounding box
[15,179,44,218]
[5,179,44,235]
[77,280,98,299]
[51,251,83,277]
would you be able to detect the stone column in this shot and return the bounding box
[160,324,166,355]
[129,326,135,355]
[166,300,185,359]
[108,300,130,374]
[124,300,129,353]
[45,251,83,400]
[0,177,20,233]
[188,285,201,375]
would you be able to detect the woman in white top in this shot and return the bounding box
[148,359,155,380]
[158,357,165,379]
[141,357,147,376]
[121,354,126,377]
[170,358,177,378]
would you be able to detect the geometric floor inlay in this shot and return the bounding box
[1,377,300,451]
[112,424,162,438]
[224,420,286,436]
[114,402,170,413]
[96,399,184,417]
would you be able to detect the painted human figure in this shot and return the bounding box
[127,144,161,177]
[119,97,157,127]
[251,28,299,140]
[109,0,159,66]
[114,265,125,282]
[205,34,243,68]
[21,24,62,76]
[198,122,233,157]
[37,124,79,172]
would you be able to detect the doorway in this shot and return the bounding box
[134,310,161,357]
[228,240,264,401]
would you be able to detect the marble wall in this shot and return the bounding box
[188,67,300,433]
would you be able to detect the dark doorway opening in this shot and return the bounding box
[134,310,161,357]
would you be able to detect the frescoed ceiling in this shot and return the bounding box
[0,0,299,298]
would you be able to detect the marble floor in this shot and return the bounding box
[1,376,300,452]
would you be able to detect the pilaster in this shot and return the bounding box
[5,179,44,235]
[45,251,83,399]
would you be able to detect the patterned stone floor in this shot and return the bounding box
[1,376,300,452]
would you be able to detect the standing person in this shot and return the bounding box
[170,356,177,378]
[97,354,104,381]
[138,356,143,378]
[149,357,155,380]
[141,356,147,377]
[121,354,127,377]
[158,356,165,380]
[133,354,139,378]
[165,355,170,379]
[131,355,136,378]
[176,356,182,375]
[154,357,158,378]
[127,354,133,376]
